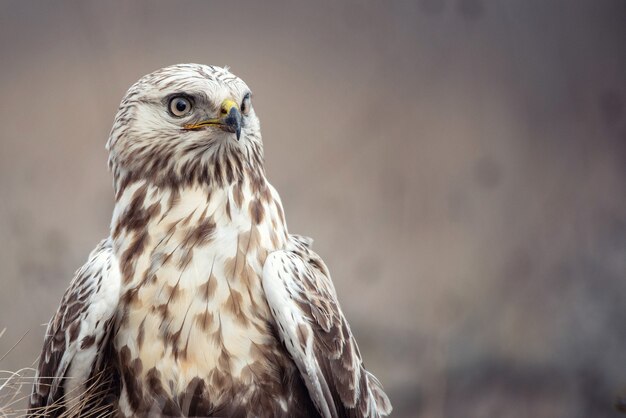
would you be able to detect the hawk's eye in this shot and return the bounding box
[169,96,192,117]
[241,93,251,115]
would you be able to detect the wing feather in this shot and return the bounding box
[28,238,121,417]
[263,235,392,418]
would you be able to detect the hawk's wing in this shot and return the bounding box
[263,235,392,418]
[29,238,121,417]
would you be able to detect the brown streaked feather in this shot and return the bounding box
[28,239,121,417]
[263,235,392,418]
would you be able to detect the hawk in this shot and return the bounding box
[28,64,392,417]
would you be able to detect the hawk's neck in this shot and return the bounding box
[110,174,288,287]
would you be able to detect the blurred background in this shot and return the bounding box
[1,1,625,417]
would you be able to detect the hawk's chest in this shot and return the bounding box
[111,181,290,414]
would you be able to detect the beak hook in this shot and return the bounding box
[225,107,242,141]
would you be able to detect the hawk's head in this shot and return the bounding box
[107,64,263,193]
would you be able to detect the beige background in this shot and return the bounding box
[1,1,626,417]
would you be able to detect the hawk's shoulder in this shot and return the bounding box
[29,238,121,417]
[263,235,392,418]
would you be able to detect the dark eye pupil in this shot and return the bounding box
[176,100,187,112]
[241,94,251,112]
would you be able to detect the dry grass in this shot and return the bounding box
[0,329,115,418]
[0,366,37,417]
[0,369,116,418]
[0,327,35,417]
